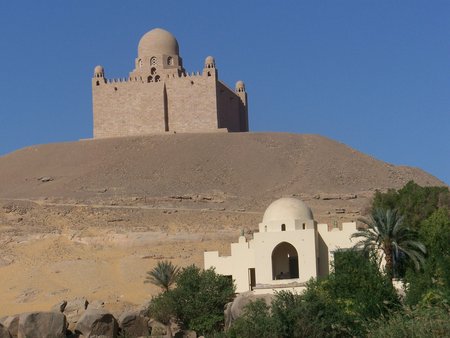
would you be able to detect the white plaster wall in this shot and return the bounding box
[204,218,359,295]
[253,230,317,285]
[317,222,357,273]
[258,219,296,232]
[204,236,255,293]
[253,286,307,295]
[230,237,255,292]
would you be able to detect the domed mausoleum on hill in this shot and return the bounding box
[92,28,248,138]
[205,198,358,294]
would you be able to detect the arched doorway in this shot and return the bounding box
[272,242,299,280]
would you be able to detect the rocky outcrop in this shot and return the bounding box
[0,299,163,338]
[149,320,169,337]
[118,311,150,337]
[75,308,118,338]
[224,292,274,330]
[17,312,66,338]
[174,330,197,338]
[51,297,89,332]
[0,316,18,338]
[0,323,12,338]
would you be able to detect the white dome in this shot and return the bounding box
[262,198,314,223]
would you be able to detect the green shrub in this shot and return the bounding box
[149,265,235,336]
[330,250,399,320]
[372,180,450,231]
[227,299,278,338]
[367,304,450,338]
[148,290,176,325]
[227,250,399,338]
[405,208,450,305]
[174,265,235,334]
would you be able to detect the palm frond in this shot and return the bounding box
[353,208,426,277]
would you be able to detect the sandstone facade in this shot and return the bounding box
[92,28,248,138]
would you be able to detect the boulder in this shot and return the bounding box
[224,292,274,330]
[0,316,18,338]
[118,311,150,337]
[149,320,168,337]
[75,308,118,338]
[174,330,197,338]
[51,300,68,313]
[17,312,66,338]
[61,297,89,331]
[0,323,12,338]
[87,300,104,310]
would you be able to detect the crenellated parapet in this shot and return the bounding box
[92,28,248,138]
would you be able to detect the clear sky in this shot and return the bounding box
[0,1,449,185]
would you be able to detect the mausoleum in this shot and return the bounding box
[204,198,358,294]
[92,28,248,138]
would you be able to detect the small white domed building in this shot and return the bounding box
[92,28,248,138]
[204,198,358,294]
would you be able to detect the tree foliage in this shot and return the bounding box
[145,260,180,292]
[148,265,235,336]
[148,290,176,325]
[369,181,450,305]
[366,304,450,338]
[372,180,450,231]
[171,265,235,335]
[352,208,426,278]
[330,250,399,319]
[405,208,450,305]
[227,299,278,338]
[227,250,398,338]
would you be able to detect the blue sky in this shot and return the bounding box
[0,1,449,185]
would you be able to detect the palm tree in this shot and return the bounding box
[145,260,180,292]
[351,208,426,278]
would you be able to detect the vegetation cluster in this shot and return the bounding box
[146,181,450,338]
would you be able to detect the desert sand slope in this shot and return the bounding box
[0,132,443,203]
[0,132,445,317]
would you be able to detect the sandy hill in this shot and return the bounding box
[0,132,443,203]
[0,132,445,316]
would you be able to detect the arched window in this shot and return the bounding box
[272,242,299,280]
[96,81,100,86]
[155,75,161,82]
[138,59,142,68]
[150,57,157,66]
[281,224,286,231]
[151,67,157,75]
[147,76,153,83]
[167,56,173,65]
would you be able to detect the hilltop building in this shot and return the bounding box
[92,28,248,138]
[204,198,357,294]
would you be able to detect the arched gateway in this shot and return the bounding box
[272,242,299,280]
[204,197,358,294]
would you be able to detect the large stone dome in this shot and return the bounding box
[262,198,314,222]
[138,28,179,57]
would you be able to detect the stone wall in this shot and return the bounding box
[217,81,245,132]
[166,74,218,132]
[93,80,166,138]
[93,71,247,138]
